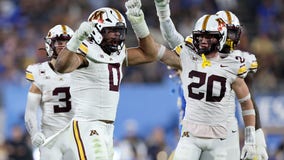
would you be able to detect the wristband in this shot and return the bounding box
[245,126,256,145]
[157,45,166,60]
[131,19,150,38]
[242,109,255,116]
[155,1,171,21]
[238,93,251,103]
[66,33,81,53]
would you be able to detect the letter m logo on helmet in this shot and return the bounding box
[216,18,226,32]
[87,8,124,24]
[88,10,105,23]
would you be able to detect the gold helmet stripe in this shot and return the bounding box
[112,8,122,22]
[202,15,211,30]
[225,11,232,24]
[61,25,67,34]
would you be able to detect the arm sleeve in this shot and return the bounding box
[160,17,184,49]
[25,92,41,137]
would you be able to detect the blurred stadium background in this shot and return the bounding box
[0,0,284,159]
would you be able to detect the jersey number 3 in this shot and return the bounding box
[53,87,71,113]
[188,71,226,102]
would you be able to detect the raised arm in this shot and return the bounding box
[55,22,92,73]
[154,0,184,49]
[125,0,181,70]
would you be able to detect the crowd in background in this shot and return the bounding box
[1,0,284,159]
[1,0,284,91]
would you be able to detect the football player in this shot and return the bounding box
[25,25,75,159]
[126,0,257,159]
[216,10,268,160]
[42,7,180,160]
[154,1,268,159]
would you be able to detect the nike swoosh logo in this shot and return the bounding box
[220,65,228,67]
[232,130,237,133]
[220,138,226,141]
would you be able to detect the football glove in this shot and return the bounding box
[67,21,93,52]
[255,129,269,160]
[125,0,149,38]
[154,0,171,21]
[31,132,46,147]
[241,126,257,160]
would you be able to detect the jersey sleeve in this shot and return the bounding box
[223,54,248,79]
[77,41,88,56]
[159,17,184,49]
[174,37,196,57]
[244,51,258,73]
[25,65,35,82]
[25,64,42,89]
[237,64,248,78]
[173,44,183,56]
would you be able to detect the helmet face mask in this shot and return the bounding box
[45,25,74,58]
[100,26,126,53]
[192,15,227,55]
[88,7,127,54]
[193,31,221,55]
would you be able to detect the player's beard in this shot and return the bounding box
[198,40,219,55]
[100,38,123,55]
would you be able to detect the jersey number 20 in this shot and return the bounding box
[188,70,226,102]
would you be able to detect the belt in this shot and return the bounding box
[98,120,114,124]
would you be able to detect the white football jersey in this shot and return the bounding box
[226,50,258,120]
[25,62,73,137]
[71,40,126,121]
[231,50,258,74]
[174,41,247,139]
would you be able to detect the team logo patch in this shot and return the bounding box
[182,131,190,137]
[90,130,99,136]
